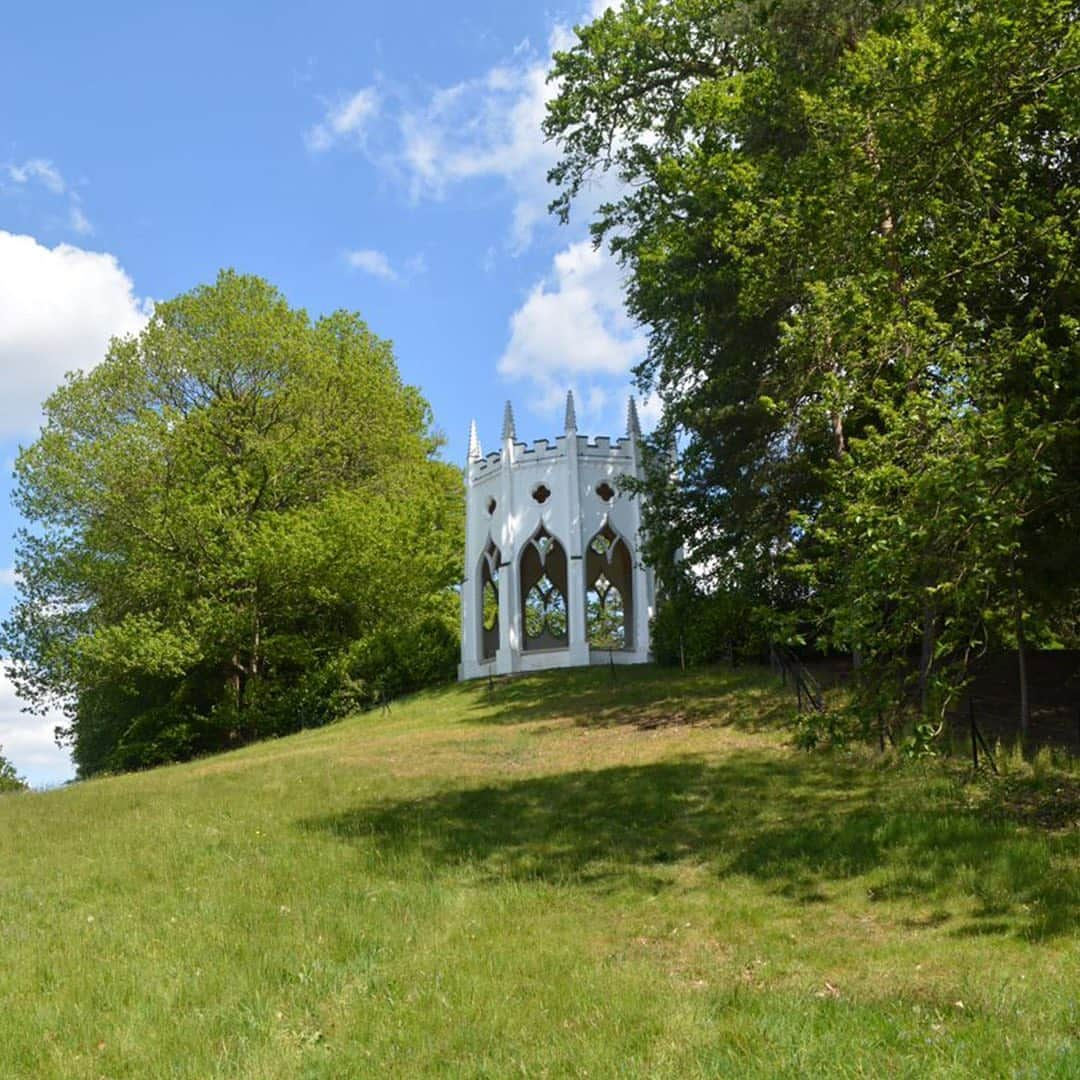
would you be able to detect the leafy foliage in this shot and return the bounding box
[547,0,1080,735]
[2,271,463,776]
[651,579,767,668]
[0,747,26,793]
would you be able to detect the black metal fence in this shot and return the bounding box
[769,644,825,714]
[767,646,1080,758]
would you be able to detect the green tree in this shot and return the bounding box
[0,746,26,793]
[2,271,463,776]
[546,0,1080,731]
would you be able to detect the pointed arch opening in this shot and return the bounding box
[519,525,569,651]
[586,522,634,650]
[478,538,501,661]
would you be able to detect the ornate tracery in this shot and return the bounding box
[519,525,569,650]
[586,522,634,650]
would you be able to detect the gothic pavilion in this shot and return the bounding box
[459,391,655,680]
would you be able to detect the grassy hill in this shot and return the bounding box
[1,665,1077,1078]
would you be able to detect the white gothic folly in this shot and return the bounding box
[459,391,656,680]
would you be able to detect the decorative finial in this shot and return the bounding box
[501,400,516,442]
[467,419,482,462]
[564,389,577,433]
[627,395,642,440]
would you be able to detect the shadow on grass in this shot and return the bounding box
[302,752,1078,940]
[467,664,793,733]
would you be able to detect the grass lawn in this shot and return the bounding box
[0,664,1077,1078]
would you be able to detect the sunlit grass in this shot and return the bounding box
[0,665,1077,1077]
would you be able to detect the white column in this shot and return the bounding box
[632,542,653,659]
[496,402,519,674]
[564,392,589,666]
[626,397,653,659]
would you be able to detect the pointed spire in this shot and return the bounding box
[564,389,578,433]
[501,400,516,442]
[467,419,482,462]
[626,395,642,440]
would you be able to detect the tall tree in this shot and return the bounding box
[2,271,463,775]
[546,0,1080,724]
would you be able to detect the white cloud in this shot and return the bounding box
[499,239,646,414]
[343,247,426,283]
[0,671,72,788]
[0,567,17,588]
[302,3,624,253]
[395,40,563,253]
[0,231,150,438]
[68,202,93,236]
[306,88,380,151]
[345,247,398,281]
[306,18,587,254]
[5,158,66,195]
[3,159,97,236]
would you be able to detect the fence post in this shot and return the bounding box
[796,675,803,714]
[878,711,885,753]
[969,697,978,770]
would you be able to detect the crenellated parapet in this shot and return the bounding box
[469,434,637,479]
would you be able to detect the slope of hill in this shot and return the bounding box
[0,665,1077,1078]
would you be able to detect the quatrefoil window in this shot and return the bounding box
[486,497,497,515]
[596,482,615,502]
[590,532,612,558]
[532,484,551,504]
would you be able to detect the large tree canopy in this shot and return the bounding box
[2,271,462,775]
[547,0,1080,723]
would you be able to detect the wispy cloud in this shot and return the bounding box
[6,158,66,194]
[392,35,566,254]
[3,158,95,235]
[306,88,380,151]
[68,202,93,235]
[344,247,398,281]
[343,247,426,284]
[303,24,581,254]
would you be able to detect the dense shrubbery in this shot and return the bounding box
[322,614,460,716]
[651,589,768,669]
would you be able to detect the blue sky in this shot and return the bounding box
[1,0,651,785]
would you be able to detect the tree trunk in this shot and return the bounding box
[919,600,936,717]
[831,409,846,459]
[1016,598,1030,744]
